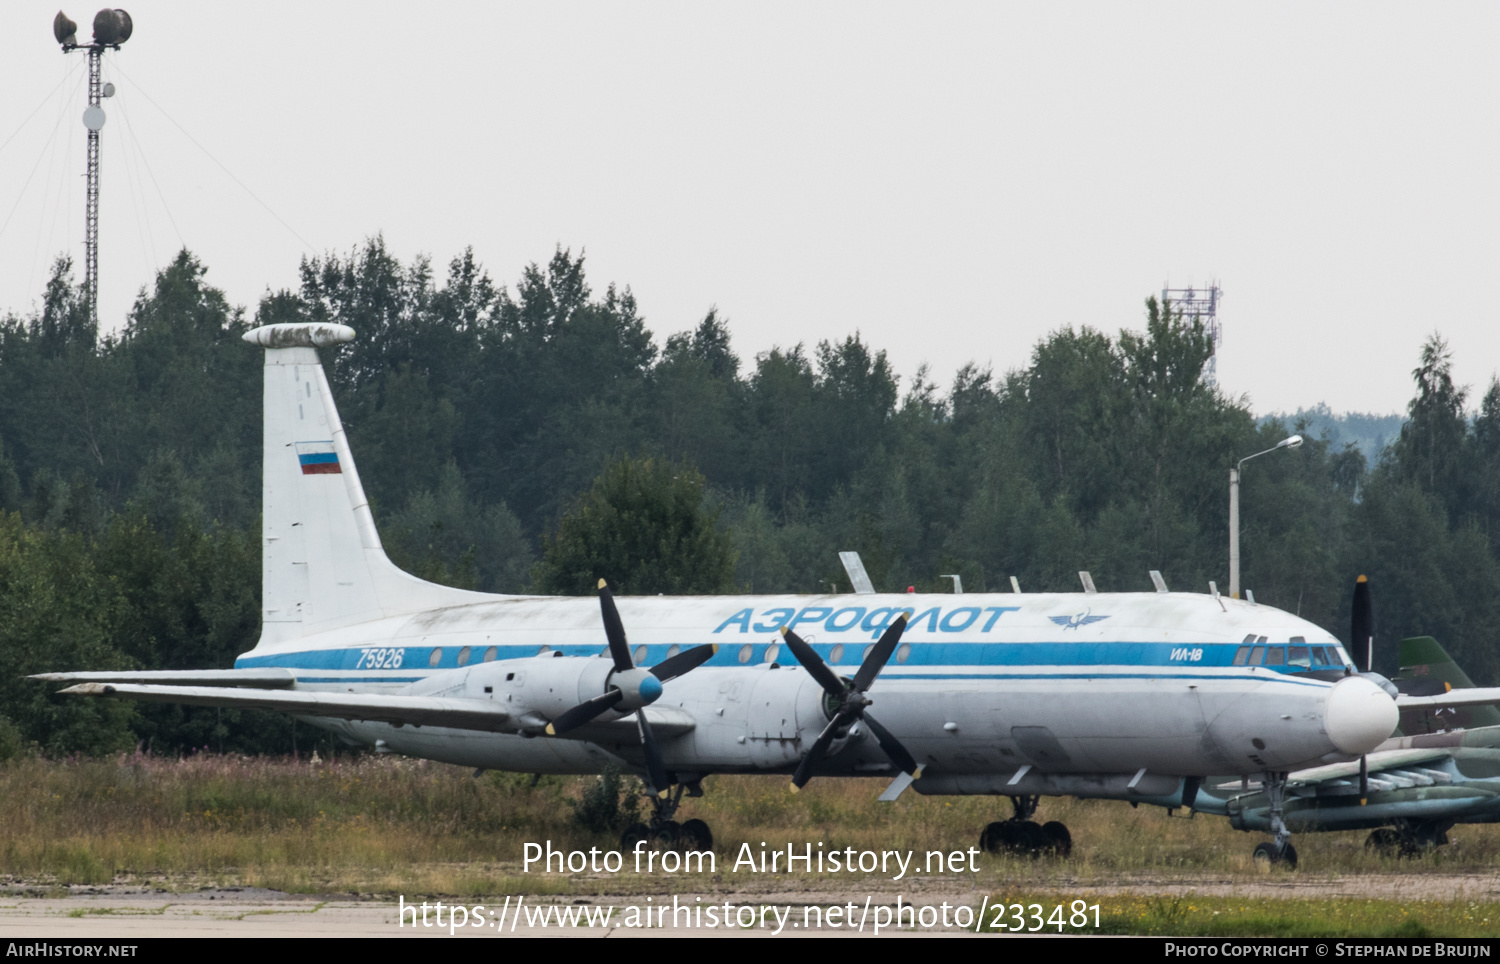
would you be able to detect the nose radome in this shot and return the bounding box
[1324,675,1399,755]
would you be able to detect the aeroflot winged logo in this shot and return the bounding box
[1049,609,1110,630]
[295,441,342,475]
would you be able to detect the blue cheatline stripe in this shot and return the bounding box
[297,677,424,684]
[895,673,1330,689]
[297,452,339,466]
[236,639,1336,683]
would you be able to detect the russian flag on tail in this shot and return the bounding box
[295,441,342,475]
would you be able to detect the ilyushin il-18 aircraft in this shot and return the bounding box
[41,322,1488,868]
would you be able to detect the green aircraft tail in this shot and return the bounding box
[1397,636,1500,731]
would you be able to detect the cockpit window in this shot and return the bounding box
[1233,646,1251,666]
[1312,647,1331,666]
[1265,646,1285,666]
[1288,646,1311,669]
[1248,646,1265,666]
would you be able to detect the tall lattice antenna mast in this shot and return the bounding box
[55,9,134,324]
[1161,283,1223,387]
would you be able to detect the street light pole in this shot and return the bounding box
[1229,464,1241,597]
[1229,435,1303,599]
[54,9,134,324]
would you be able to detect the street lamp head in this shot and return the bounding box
[90,8,131,45]
[1277,435,1304,450]
[53,11,78,46]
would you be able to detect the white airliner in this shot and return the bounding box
[41,322,1425,867]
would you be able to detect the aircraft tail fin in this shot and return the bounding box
[1396,635,1500,730]
[245,323,492,649]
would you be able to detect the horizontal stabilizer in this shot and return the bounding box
[31,669,296,689]
[60,683,515,732]
[1396,687,1500,711]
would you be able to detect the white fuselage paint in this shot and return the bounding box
[237,589,1370,783]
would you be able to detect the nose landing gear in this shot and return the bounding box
[1251,771,1298,868]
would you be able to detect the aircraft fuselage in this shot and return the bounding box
[236,590,1395,787]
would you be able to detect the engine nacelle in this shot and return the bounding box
[481,655,614,722]
[663,665,860,771]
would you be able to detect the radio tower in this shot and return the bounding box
[54,9,134,323]
[1161,283,1222,387]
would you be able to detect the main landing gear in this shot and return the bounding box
[1251,772,1298,869]
[978,795,1072,859]
[1365,819,1453,858]
[619,779,716,853]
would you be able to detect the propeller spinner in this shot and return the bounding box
[544,579,716,793]
[780,613,922,791]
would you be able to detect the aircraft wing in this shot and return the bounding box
[60,682,517,731]
[32,669,297,688]
[1396,687,1500,711]
[1288,747,1456,789]
[55,682,698,739]
[567,708,697,742]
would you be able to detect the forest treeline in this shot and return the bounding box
[1,239,1497,756]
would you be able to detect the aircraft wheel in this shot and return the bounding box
[651,820,682,850]
[1041,821,1072,858]
[1365,828,1402,857]
[620,822,651,853]
[679,818,713,852]
[1015,821,1050,858]
[979,821,1008,854]
[1252,841,1297,869]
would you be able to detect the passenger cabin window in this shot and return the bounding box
[1288,646,1311,669]
[1265,646,1286,666]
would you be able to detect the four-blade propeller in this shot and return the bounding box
[546,584,922,795]
[1351,574,1375,800]
[544,579,716,793]
[780,613,921,791]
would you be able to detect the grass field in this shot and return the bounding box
[1,752,1496,936]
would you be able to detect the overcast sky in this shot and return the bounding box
[3,2,1498,418]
